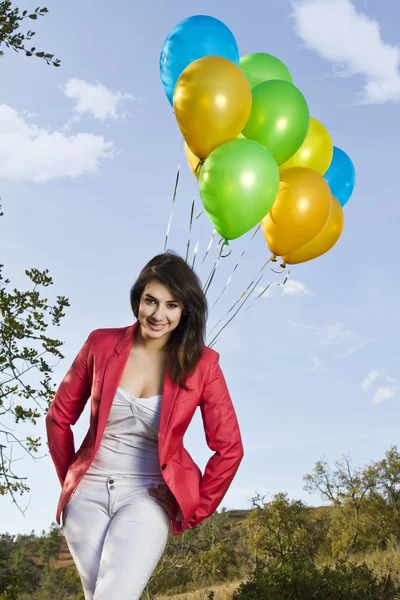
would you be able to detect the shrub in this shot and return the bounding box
[232,560,400,600]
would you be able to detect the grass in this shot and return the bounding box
[155,545,400,599]
[155,580,242,600]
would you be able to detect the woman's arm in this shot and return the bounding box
[188,352,244,529]
[45,333,92,485]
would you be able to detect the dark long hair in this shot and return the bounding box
[130,251,208,388]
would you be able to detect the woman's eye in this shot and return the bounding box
[168,304,178,309]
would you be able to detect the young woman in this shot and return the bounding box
[46,251,244,600]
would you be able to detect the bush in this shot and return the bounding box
[232,561,400,600]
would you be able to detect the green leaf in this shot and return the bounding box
[29,14,38,20]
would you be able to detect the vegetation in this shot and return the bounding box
[0,204,70,511]
[0,2,60,66]
[0,2,63,512]
[1,447,400,599]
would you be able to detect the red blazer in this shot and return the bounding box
[46,322,244,536]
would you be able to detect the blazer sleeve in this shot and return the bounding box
[187,352,244,529]
[45,333,92,485]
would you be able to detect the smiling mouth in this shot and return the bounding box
[148,320,167,330]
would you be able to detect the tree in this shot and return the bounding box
[243,492,323,572]
[3,546,42,597]
[304,448,400,558]
[0,207,70,511]
[39,522,63,568]
[0,2,60,66]
[189,540,241,585]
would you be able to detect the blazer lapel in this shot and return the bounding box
[95,322,138,449]
[158,356,180,450]
[95,321,181,455]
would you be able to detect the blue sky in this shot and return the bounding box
[1,0,400,534]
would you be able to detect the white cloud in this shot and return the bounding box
[372,386,398,405]
[317,323,354,346]
[282,279,312,296]
[361,369,381,392]
[291,0,400,103]
[62,78,137,121]
[309,356,327,373]
[361,371,398,403]
[289,321,361,360]
[0,104,115,183]
[256,278,311,297]
[335,343,365,358]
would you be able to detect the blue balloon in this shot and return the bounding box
[323,146,356,207]
[160,15,240,105]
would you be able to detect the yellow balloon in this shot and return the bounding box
[173,56,252,160]
[261,167,332,257]
[185,143,202,180]
[282,196,344,264]
[279,117,333,175]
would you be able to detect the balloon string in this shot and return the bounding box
[202,238,224,295]
[195,159,205,175]
[163,138,184,253]
[207,254,274,343]
[208,272,265,349]
[191,212,205,270]
[243,269,290,313]
[211,224,261,311]
[202,238,228,296]
[208,262,288,348]
[200,229,217,266]
[185,196,196,263]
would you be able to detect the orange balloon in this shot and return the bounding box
[185,143,202,179]
[283,196,344,264]
[173,56,252,159]
[261,167,332,257]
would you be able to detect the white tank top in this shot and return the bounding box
[86,387,164,483]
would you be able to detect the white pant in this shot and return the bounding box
[62,475,170,600]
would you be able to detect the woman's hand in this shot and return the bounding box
[148,484,178,520]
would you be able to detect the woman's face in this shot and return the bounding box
[138,281,184,341]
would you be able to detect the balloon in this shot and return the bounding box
[174,56,252,160]
[199,139,279,241]
[279,117,333,175]
[185,143,202,180]
[160,15,239,105]
[243,80,310,165]
[261,167,332,257]
[323,146,356,207]
[186,134,246,179]
[240,52,293,88]
[283,196,344,264]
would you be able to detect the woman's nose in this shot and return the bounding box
[153,305,165,320]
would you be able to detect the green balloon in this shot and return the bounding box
[243,80,310,166]
[199,139,279,241]
[240,52,293,88]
